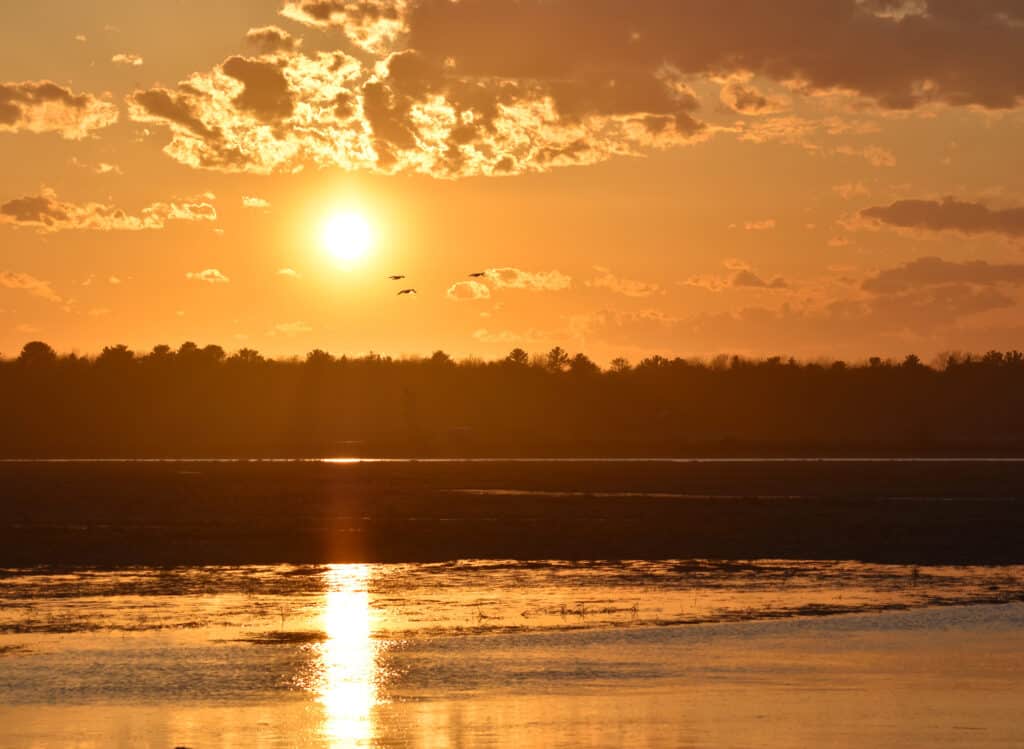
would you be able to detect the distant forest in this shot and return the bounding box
[4,340,1024,457]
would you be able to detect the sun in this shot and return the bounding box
[323,213,372,263]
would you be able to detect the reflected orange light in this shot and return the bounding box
[316,564,378,745]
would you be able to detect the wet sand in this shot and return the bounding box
[1,459,1023,565]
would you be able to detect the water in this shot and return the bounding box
[3,560,1024,747]
[5,457,1024,463]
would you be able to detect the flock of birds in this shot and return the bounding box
[389,271,487,296]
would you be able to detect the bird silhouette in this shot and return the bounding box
[388,275,406,280]
[397,288,417,295]
[468,272,487,278]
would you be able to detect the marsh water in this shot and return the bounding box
[3,560,1024,748]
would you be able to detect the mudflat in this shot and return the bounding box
[1,459,1023,566]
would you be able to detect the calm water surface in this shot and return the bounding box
[2,560,1024,747]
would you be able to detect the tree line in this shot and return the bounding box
[3,340,1024,456]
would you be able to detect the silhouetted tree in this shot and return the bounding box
[4,341,1024,457]
[17,341,57,367]
[229,348,264,365]
[609,357,631,374]
[429,350,454,367]
[97,344,135,368]
[505,348,529,367]
[569,353,600,376]
[546,347,570,372]
[306,349,334,366]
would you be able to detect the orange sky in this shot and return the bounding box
[3,0,1024,363]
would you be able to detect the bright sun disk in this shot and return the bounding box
[323,213,372,263]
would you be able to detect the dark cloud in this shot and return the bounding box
[221,57,295,121]
[244,25,302,53]
[0,80,118,138]
[731,269,790,289]
[403,0,1024,110]
[861,198,1024,238]
[132,88,219,139]
[686,262,789,291]
[720,80,788,115]
[863,256,1024,293]
[0,194,68,225]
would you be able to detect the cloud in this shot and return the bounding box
[685,260,788,291]
[128,46,709,177]
[447,280,490,300]
[732,269,789,289]
[860,197,1024,238]
[587,266,660,297]
[0,271,62,302]
[279,0,410,53]
[472,328,521,344]
[398,0,1024,111]
[862,257,1024,294]
[0,80,118,139]
[244,25,302,53]
[277,267,301,278]
[111,53,143,67]
[486,267,572,291]
[107,276,122,285]
[833,182,869,200]
[269,321,313,336]
[125,1,1024,180]
[242,195,271,208]
[836,144,896,167]
[71,157,123,175]
[719,78,788,115]
[580,281,1015,356]
[0,188,217,232]
[185,268,230,284]
[221,56,295,121]
[743,219,776,231]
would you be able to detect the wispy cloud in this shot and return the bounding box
[0,271,62,302]
[447,280,491,301]
[587,266,661,297]
[486,267,572,291]
[268,321,312,336]
[185,269,230,284]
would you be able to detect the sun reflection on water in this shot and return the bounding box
[315,564,380,746]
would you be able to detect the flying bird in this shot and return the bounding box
[397,288,417,295]
[388,275,406,280]
[468,272,487,278]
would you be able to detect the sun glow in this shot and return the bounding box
[323,213,372,263]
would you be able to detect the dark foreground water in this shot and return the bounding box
[3,561,1024,748]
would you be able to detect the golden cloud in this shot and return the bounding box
[0,81,118,139]
[0,188,217,233]
[185,269,230,284]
